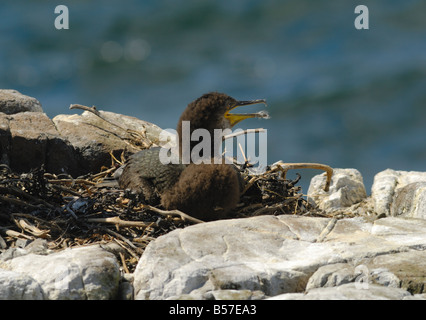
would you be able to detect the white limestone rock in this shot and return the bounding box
[133,215,426,300]
[0,245,120,300]
[0,270,43,300]
[308,168,367,212]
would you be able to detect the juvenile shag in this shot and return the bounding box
[119,92,268,221]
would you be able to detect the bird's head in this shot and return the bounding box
[178,92,268,132]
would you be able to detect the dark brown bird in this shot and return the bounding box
[119,92,268,221]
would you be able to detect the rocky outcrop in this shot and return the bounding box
[132,215,426,300]
[0,90,43,114]
[0,89,164,176]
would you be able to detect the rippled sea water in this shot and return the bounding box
[1,0,425,193]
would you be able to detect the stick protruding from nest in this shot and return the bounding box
[270,161,333,192]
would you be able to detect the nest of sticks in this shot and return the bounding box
[0,154,330,272]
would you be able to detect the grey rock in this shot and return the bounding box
[403,293,426,300]
[308,168,367,212]
[134,215,328,300]
[52,110,165,175]
[307,264,403,291]
[370,268,401,288]
[390,182,426,219]
[0,111,72,174]
[15,239,32,249]
[366,250,426,294]
[313,220,426,294]
[0,247,29,262]
[0,245,121,300]
[22,238,51,255]
[268,283,413,300]
[0,89,43,114]
[204,289,265,300]
[0,239,52,262]
[372,169,426,217]
[0,235,6,250]
[306,263,359,290]
[133,215,426,300]
[117,281,134,300]
[0,269,44,300]
[371,169,399,216]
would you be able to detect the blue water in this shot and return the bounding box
[1,0,425,193]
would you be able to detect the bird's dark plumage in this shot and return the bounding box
[119,148,186,204]
[161,162,241,221]
[118,92,267,221]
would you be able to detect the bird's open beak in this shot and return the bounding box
[224,99,269,127]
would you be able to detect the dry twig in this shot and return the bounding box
[86,216,150,228]
[270,161,333,192]
[141,204,205,224]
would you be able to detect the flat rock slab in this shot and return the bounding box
[133,215,426,300]
[268,283,414,300]
[0,245,120,300]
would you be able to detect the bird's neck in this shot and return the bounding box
[177,120,225,164]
